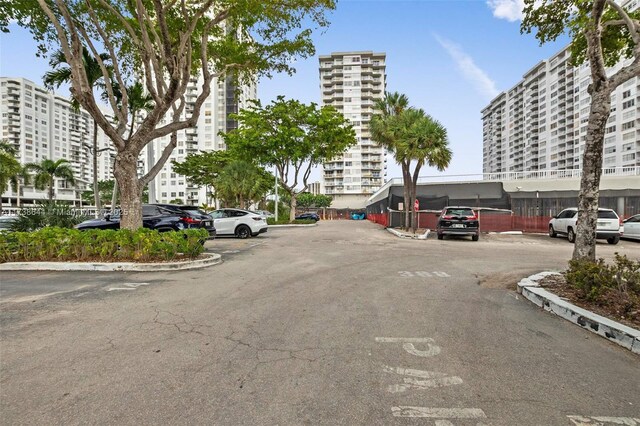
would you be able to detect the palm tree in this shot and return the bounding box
[398,110,452,232]
[0,141,22,212]
[44,47,111,216]
[110,81,155,210]
[25,159,75,201]
[214,161,272,209]
[371,92,411,228]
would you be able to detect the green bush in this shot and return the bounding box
[10,201,89,232]
[566,253,640,302]
[267,218,317,225]
[0,227,208,263]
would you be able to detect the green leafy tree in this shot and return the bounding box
[372,94,451,231]
[214,160,273,209]
[44,47,112,217]
[3,0,336,230]
[398,109,452,232]
[110,81,156,210]
[24,158,75,201]
[522,0,640,260]
[82,180,148,206]
[172,150,231,189]
[371,92,412,228]
[225,97,356,221]
[0,141,23,212]
[169,198,184,205]
[297,193,332,208]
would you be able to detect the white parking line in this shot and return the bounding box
[375,337,442,358]
[391,407,487,419]
[398,271,450,278]
[568,416,640,425]
[383,365,463,393]
[106,282,150,292]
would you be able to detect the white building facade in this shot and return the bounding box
[143,73,257,206]
[0,77,114,207]
[319,51,387,208]
[482,0,639,177]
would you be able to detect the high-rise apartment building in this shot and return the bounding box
[482,0,639,176]
[319,51,387,208]
[143,73,257,205]
[0,77,114,206]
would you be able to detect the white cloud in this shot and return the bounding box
[486,0,525,22]
[434,35,499,100]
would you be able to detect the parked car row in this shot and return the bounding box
[433,205,639,244]
[74,205,269,239]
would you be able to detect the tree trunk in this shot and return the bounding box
[48,178,54,201]
[401,162,411,230]
[573,88,611,261]
[289,195,297,222]
[16,179,21,207]
[93,120,101,218]
[114,153,143,230]
[410,162,423,233]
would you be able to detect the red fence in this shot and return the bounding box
[368,212,553,234]
[367,213,388,227]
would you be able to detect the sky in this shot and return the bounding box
[0,0,570,183]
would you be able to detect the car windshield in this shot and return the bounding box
[598,210,618,219]
[446,208,474,216]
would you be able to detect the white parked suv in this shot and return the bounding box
[548,207,621,245]
[209,208,268,239]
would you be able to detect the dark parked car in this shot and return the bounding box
[296,212,320,222]
[436,206,479,241]
[75,204,216,238]
[153,204,216,238]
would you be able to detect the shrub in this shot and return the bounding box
[9,201,89,232]
[566,254,640,302]
[267,218,316,225]
[0,227,208,263]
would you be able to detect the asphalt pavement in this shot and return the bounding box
[1,221,639,425]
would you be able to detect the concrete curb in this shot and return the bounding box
[0,252,222,272]
[269,223,318,228]
[517,272,640,354]
[386,227,430,240]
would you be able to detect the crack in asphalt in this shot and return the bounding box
[142,306,328,388]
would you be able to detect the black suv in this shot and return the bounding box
[436,206,480,241]
[75,205,215,238]
[152,204,216,238]
[295,212,320,221]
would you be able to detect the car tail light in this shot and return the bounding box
[443,215,453,220]
[181,217,201,224]
[466,215,477,220]
[252,217,263,221]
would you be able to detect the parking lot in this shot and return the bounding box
[1,221,639,425]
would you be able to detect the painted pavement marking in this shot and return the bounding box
[568,416,640,425]
[382,365,463,393]
[398,271,451,278]
[391,406,487,419]
[106,282,150,292]
[375,337,441,358]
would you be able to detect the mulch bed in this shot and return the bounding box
[538,274,640,330]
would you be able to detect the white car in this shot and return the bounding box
[209,208,268,239]
[622,214,640,241]
[549,207,621,245]
[253,210,275,219]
